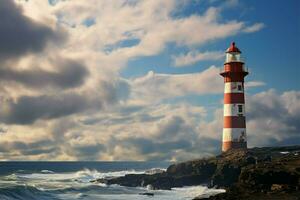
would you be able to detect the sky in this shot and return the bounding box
[0,0,299,161]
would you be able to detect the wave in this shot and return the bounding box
[0,167,225,200]
[0,185,57,200]
[40,170,55,174]
[13,168,166,183]
[0,184,225,200]
[169,186,226,199]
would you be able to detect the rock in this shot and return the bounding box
[94,145,300,199]
[211,163,241,187]
[139,192,154,196]
[166,158,217,178]
[271,184,286,191]
[245,156,256,165]
[145,168,165,175]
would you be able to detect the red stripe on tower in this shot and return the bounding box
[224,93,245,104]
[223,116,246,128]
[220,42,248,152]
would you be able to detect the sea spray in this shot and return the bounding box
[0,162,224,200]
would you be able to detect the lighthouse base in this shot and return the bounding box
[222,141,247,152]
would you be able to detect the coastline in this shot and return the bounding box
[96,145,300,199]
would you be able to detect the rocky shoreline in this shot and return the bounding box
[94,145,300,199]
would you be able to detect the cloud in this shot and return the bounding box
[109,7,245,58]
[105,112,201,161]
[42,1,260,60]
[0,76,131,125]
[0,93,101,124]
[0,58,89,90]
[98,79,131,105]
[0,0,65,61]
[130,66,222,104]
[66,140,106,160]
[243,23,265,33]
[129,66,264,104]
[114,106,222,161]
[173,50,224,67]
[245,81,265,88]
[0,126,8,134]
[1,89,299,161]
[0,139,57,157]
[247,90,300,147]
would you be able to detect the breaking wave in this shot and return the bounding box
[0,167,225,200]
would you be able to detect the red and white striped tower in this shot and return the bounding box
[220,42,248,152]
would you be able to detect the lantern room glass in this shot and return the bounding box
[225,52,242,63]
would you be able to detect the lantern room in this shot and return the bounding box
[225,42,243,64]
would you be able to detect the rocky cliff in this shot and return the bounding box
[95,145,300,199]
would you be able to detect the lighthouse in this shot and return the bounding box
[220,42,248,152]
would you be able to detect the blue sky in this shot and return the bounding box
[0,0,299,161]
[121,0,300,91]
[120,0,300,125]
[122,0,300,92]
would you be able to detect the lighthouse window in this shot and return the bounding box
[238,85,242,91]
[238,105,243,113]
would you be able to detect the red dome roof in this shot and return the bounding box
[226,42,241,53]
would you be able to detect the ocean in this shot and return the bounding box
[0,162,225,200]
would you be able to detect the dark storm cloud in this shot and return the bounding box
[80,105,163,126]
[119,105,144,115]
[0,76,131,125]
[247,91,300,135]
[0,139,57,156]
[0,0,65,60]
[107,115,199,160]
[193,137,221,154]
[22,147,57,156]
[156,116,186,141]
[0,127,7,134]
[275,136,300,146]
[0,93,102,124]
[0,58,89,89]
[66,143,106,160]
[80,113,163,126]
[99,79,130,103]
[246,90,300,146]
[247,96,286,120]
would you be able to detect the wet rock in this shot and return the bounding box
[271,184,287,191]
[139,192,154,196]
[95,145,300,199]
[145,168,165,175]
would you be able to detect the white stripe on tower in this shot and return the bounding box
[222,128,247,142]
[224,82,244,93]
[223,104,245,116]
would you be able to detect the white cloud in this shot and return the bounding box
[18,0,255,60]
[129,66,265,104]
[243,23,265,33]
[246,90,300,147]
[129,66,222,104]
[245,81,266,88]
[173,50,224,67]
